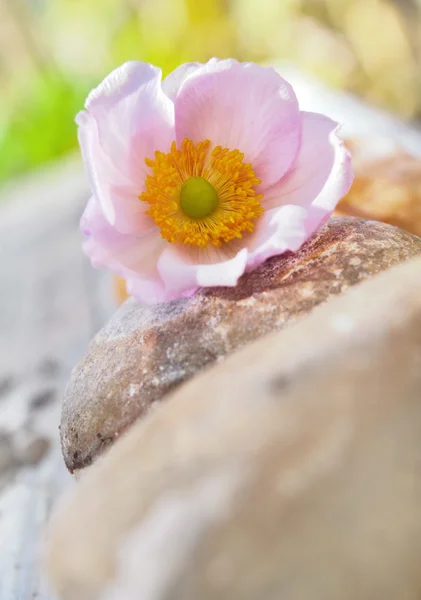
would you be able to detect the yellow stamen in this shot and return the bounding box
[140,138,264,247]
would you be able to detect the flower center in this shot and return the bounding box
[179,176,219,219]
[140,138,264,247]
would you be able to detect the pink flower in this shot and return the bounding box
[79,59,353,304]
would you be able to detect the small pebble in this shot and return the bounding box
[0,375,14,399]
[37,358,61,377]
[0,431,17,473]
[18,437,51,466]
[30,388,56,411]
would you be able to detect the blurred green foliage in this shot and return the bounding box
[1,0,420,184]
[0,0,237,184]
[0,71,88,181]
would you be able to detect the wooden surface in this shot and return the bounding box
[0,67,420,599]
[0,156,115,599]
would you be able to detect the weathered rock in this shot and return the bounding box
[61,217,421,472]
[337,142,421,236]
[48,255,421,600]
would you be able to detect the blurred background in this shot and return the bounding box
[1,0,421,184]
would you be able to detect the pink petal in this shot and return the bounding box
[77,111,123,226]
[77,111,154,233]
[247,111,353,267]
[85,62,174,174]
[261,112,353,211]
[77,61,175,234]
[162,62,203,100]
[174,60,301,187]
[246,205,309,268]
[157,244,248,298]
[81,196,169,304]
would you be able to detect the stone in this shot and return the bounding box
[0,431,50,490]
[47,255,421,600]
[17,436,50,466]
[61,217,421,473]
[336,142,421,236]
[30,388,56,411]
[0,430,18,474]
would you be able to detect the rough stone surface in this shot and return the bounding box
[61,217,421,472]
[48,255,421,600]
[337,143,421,236]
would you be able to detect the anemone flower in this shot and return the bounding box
[79,59,353,304]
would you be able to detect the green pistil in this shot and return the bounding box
[179,177,219,219]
